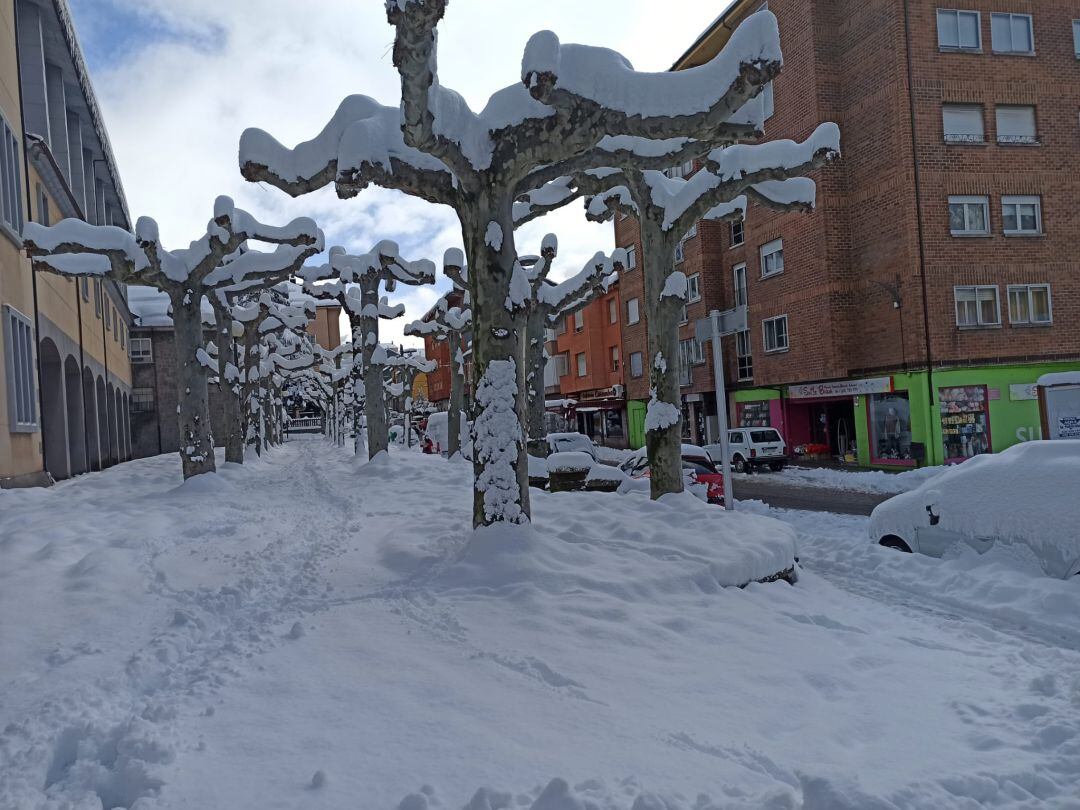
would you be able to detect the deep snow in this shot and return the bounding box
[2,440,1079,809]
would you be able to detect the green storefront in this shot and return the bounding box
[731,361,1080,469]
[628,399,647,449]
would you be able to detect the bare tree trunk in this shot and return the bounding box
[212,304,245,464]
[641,227,684,500]
[360,279,388,458]
[241,324,259,453]
[466,194,529,527]
[171,290,216,479]
[524,308,547,444]
[448,340,464,458]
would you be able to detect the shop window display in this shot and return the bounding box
[738,401,771,427]
[939,385,992,462]
[869,393,914,465]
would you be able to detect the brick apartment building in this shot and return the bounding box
[613,0,1080,467]
[546,279,628,447]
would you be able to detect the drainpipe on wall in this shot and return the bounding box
[902,0,937,466]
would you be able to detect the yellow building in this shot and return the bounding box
[0,0,131,487]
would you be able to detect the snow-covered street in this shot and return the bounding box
[2,441,1079,809]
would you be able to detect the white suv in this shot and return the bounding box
[707,428,788,473]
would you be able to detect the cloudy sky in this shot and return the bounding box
[67,0,731,347]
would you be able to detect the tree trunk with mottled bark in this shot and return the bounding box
[448,340,464,458]
[171,290,216,479]
[524,308,547,444]
[211,303,245,464]
[360,278,388,458]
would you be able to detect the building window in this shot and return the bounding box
[991,13,1033,54]
[759,238,784,278]
[131,387,156,413]
[554,352,569,377]
[678,340,695,387]
[1001,195,1042,235]
[736,329,753,381]
[576,352,586,377]
[3,305,37,430]
[573,310,584,332]
[762,315,789,353]
[733,263,748,307]
[686,273,701,303]
[674,240,685,264]
[954,285,1000,327]
[626,297,640,325]
[678,302,688,325]
[608,297,617,324]
[36,184,50,226]
[554,316,567,336]
[664,160,695,179]
[130,337,153,363]
[1074,20,1080,56]
[81,277,89,302]
[937,9,981,51]
[996,105,1037,145]
[948,195,989,235]
[730,219,745,247]
[940,385,992,462]
[629,351,643,378]
[623,244,637,270]
[942,104,984,143]
[94,280,102,317]
[120,324,126,349]
[113,310,120,341]
[870,392,915,465]
[1007,284,1052,325]
[610,346,619,372]
[0,116,22,239]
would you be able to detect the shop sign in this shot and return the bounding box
[1010,383,1039,401]
[788,377,893,400]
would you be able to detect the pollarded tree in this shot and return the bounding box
[404,249,473,458]
[516,237,624,445]
[241,2,790,526]
[294,243,435,459]
[23,198,323,478]
[517,128,840,497]
[385,352,437,448]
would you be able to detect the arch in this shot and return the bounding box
[38,338,69,480]
[106,382,118,467]
[96,376,111,468]
[82,367,100,471]
[64,355,87,476]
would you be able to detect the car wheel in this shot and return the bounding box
[880,536,912,554]
[733,456,747,474]
[769,461,785,472]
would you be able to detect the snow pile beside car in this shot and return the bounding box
[872,441,1080,577]
[768,463,944,494]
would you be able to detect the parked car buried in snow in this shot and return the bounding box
[619,444,725,504]
[706,428,788,474]
[869,441,1080,578]
[545,432,598,460]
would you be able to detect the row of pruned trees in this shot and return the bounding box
[239,1,840,527]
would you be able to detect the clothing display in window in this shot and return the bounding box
[940,385,992,462]
[870,393,914,464]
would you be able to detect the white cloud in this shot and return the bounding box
[78,0,720,347]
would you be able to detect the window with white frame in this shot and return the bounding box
[130,337,153,363]
[954,285,1000,327]
[664,160,695,179]
[937,9,981,51]
[608,297,617,324]
[1008,284,1052,325]
[610,346,620,372]
[576,352,587,377]
[3,305,36,430]
[1001,195,1041,235]
[763,315,789,352]
[554,352,569,377]
[687,273,701,303]
[0,115,22,238]
[730,219,745,247]
[555,316,567,336]
[1074,20,1080,56]
[759,238,784,278]
[948,195,989,235]
[93,280,102,317]
[573,310,584,332]
[629,351,643,378]
[996,105,1037,145]
[674,240,685,264]
[81,277,89,302]
[733,263,748,307]
[942,104,984,143]
[678,301,688,325]
[991,12,1033,54]
[36,184,50,226]
[627,297,640,325]
[623,244,637,270]
[678,339,694,387]
[131,387,155,413]
[761,81,775,121]
[736,329,753,380]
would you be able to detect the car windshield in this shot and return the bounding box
[750,430,782,443]
[683,456,718,474]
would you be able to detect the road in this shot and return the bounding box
[731,475,891,515]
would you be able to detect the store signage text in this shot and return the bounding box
[1010,384,1039,401]
[788,377,894,400]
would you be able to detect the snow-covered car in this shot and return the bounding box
[869,441,1080,578]
[705,428,787,473]
[546,432,598,460]
[619,444,725,504]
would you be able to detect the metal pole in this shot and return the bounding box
[708,314,735,511]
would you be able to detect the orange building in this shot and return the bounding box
[549,280,627,447]
[421,290,467,407]
[307,301,342,350]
